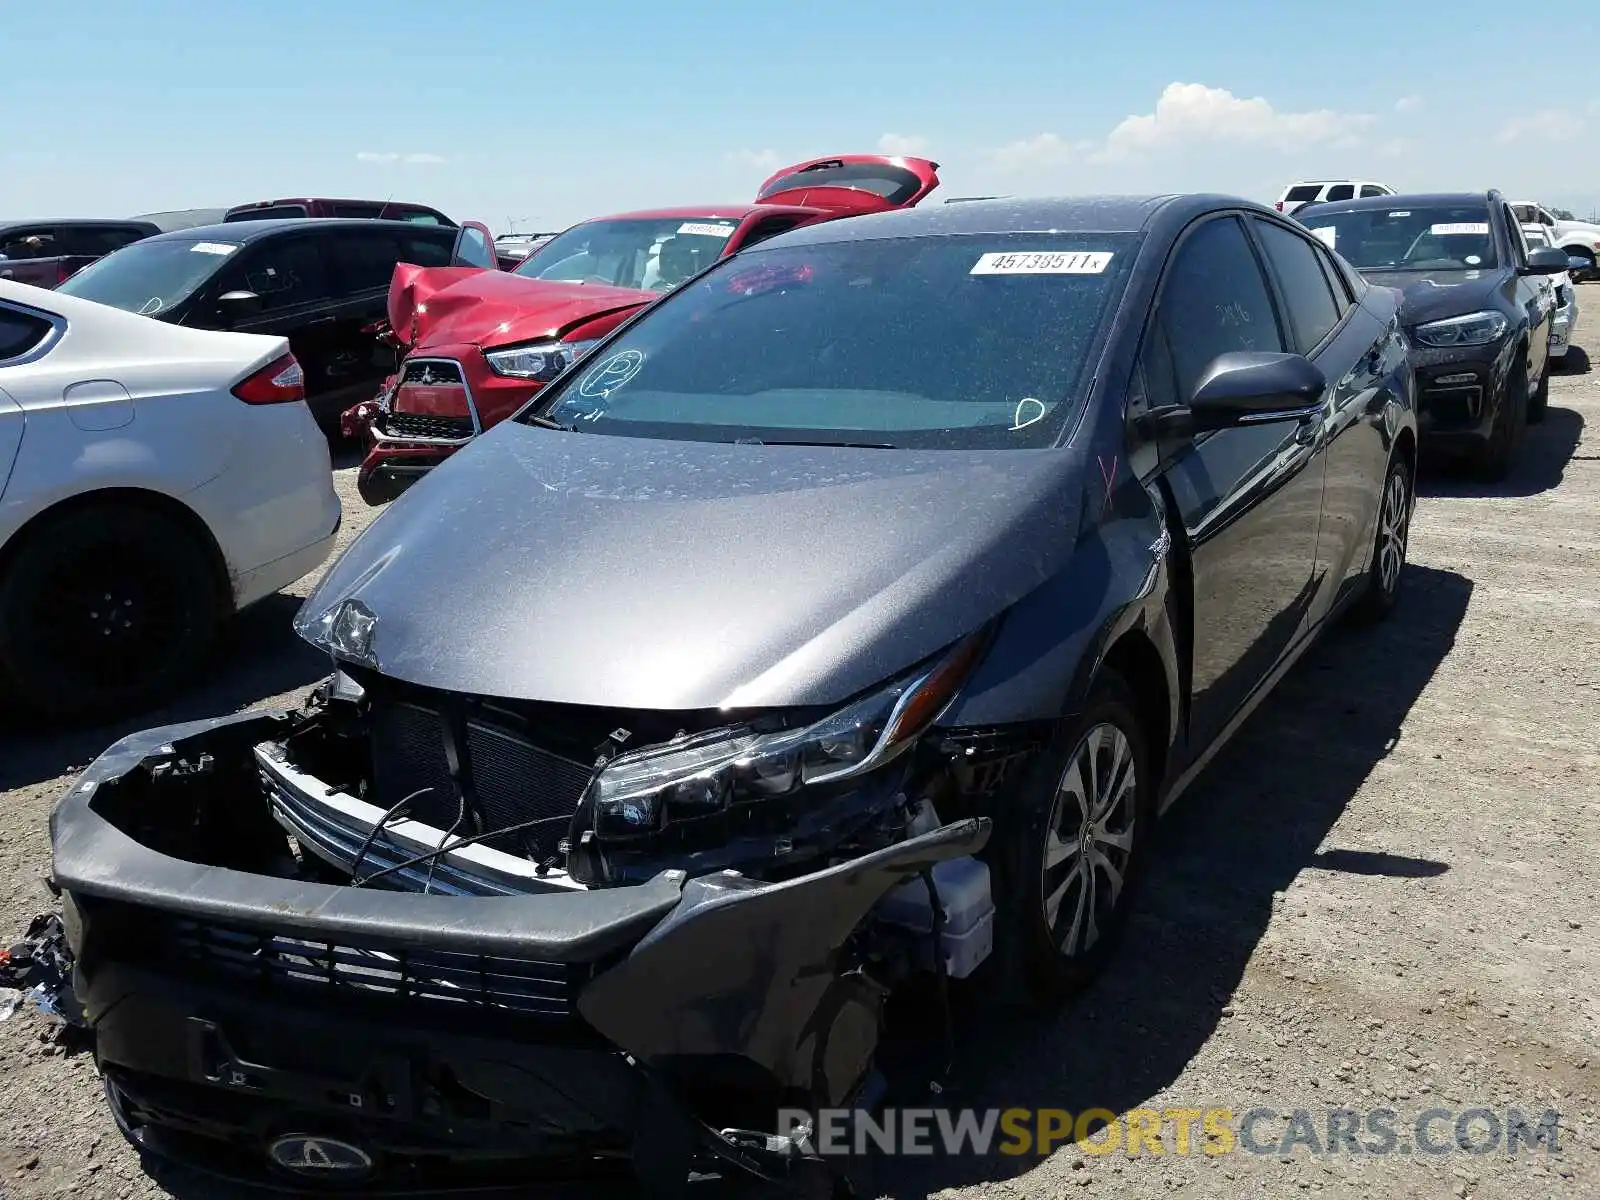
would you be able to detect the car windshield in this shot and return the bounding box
[512,216,741,291]
[520,232,1139,451]
[56,237,236,315]
[1300,204,1499,271]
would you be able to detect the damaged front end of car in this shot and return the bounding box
[48,625,1050,1194]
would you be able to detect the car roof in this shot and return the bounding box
[139,217,455,244]
[1298,191,1496,214]
[572,204,811,225]
[765,194,1263,246]
[0,218,160,232]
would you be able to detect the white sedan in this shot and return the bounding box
[0,279,341,719]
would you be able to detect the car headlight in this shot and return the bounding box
[590,630,990,839]
[1412,310,1509,348]
[483,339,599,382]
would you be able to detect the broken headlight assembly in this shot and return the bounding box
[591,629,989,840]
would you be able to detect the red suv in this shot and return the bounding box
[351,155,940,503]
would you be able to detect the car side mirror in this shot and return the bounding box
[215,290,263,325]
[1135,351,1325,441]
[1521,246,1571,275]
[1185,351,1326,431]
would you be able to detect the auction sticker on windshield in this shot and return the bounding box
[970,251,1113,275]
[1431,223,1489,236]
[189,242,238,255]
[1309,228,1336,249]
[678,223,736,238]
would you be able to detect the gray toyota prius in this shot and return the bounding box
[50,194,1417,1194]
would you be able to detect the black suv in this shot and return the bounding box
[0,219,158,289]
[1295,189,1569,478]
[56,219,499,427]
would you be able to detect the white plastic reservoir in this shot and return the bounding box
[874,856,994,979]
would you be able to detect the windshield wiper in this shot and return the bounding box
[737,438,896,449]
[525,413,576,432]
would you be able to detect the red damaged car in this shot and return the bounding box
[349,154,940,503]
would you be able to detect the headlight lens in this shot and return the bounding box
[1412,310,1508,348]
[484,339,599,382]
[590,630,989,839]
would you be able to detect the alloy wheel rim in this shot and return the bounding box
[1378,469,1409,595]
[1041,722,1138,957]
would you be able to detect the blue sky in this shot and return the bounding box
[7,0,1597,229]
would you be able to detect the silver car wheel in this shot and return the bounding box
[1378,467,1410,595]
[1041,722,1138,957]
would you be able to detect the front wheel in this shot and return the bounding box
[1474,367,1527,482]
[994,669,1155,1006]
[1528,363,1550,424]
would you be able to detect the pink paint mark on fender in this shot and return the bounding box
[1098,454,1119,515]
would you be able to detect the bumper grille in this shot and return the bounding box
[400,359,464,386]
[369,700,595,860]
[163,916,591,1018]
[379,410,474,440]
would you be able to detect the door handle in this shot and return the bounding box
[1294,416,1320,447]
[307,315,337,326]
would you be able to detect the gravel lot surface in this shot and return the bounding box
[2,302,1597,1199]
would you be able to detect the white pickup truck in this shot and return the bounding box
[1511,202,1600,281]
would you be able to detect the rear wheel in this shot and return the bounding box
[994,670,1155,1006]
[1474,366,1527,481]
[0,505,222,720]
[1567,247,1597,284]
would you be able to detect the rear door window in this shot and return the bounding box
[1285,185,1321,203]
[326,229,405,294]
[216,235,332,311]
[1252,219,1343,354]
[331,203,385,219]
[0,304,52,360]
[1324,184,1355,202]
[398,230,454,267]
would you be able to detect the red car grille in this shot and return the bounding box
[393,358,471,419]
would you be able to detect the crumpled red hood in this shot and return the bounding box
[387,265,657,352]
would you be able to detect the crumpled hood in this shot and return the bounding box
[297,424,1087,711]
[1361,268,1507,327]
[388,265,655,353]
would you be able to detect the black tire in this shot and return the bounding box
[0,505,222,720]
[1474,366,1527,482]
[992,669,1156,1006]
[1527,364,1550,424]
[1351,451,1413,623]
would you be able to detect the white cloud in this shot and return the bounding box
[1375,137,1416,158]
[877,132,929,156]
[1495,109,1586,143]
[986,132,1081,171]
[1092,82,1374,161]
[726,148,782,172]
[1394,95,1422,113]
[356,151,446,165]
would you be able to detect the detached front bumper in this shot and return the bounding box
[50,712,989,1193]
[356,443,464,505]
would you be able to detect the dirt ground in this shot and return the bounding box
[1,300,1596,1200]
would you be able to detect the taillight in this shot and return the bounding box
[1275,201,1285,211]
[232,353,306,405]
[56,261,76,285]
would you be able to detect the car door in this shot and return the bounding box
[752,155,941,215]
[0,304,55,500]
[1140,213,1328,754]
[205,231,346,421]
[1501,203,1552,382]
[1249,214,1400,619]
[451,222,499,270]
